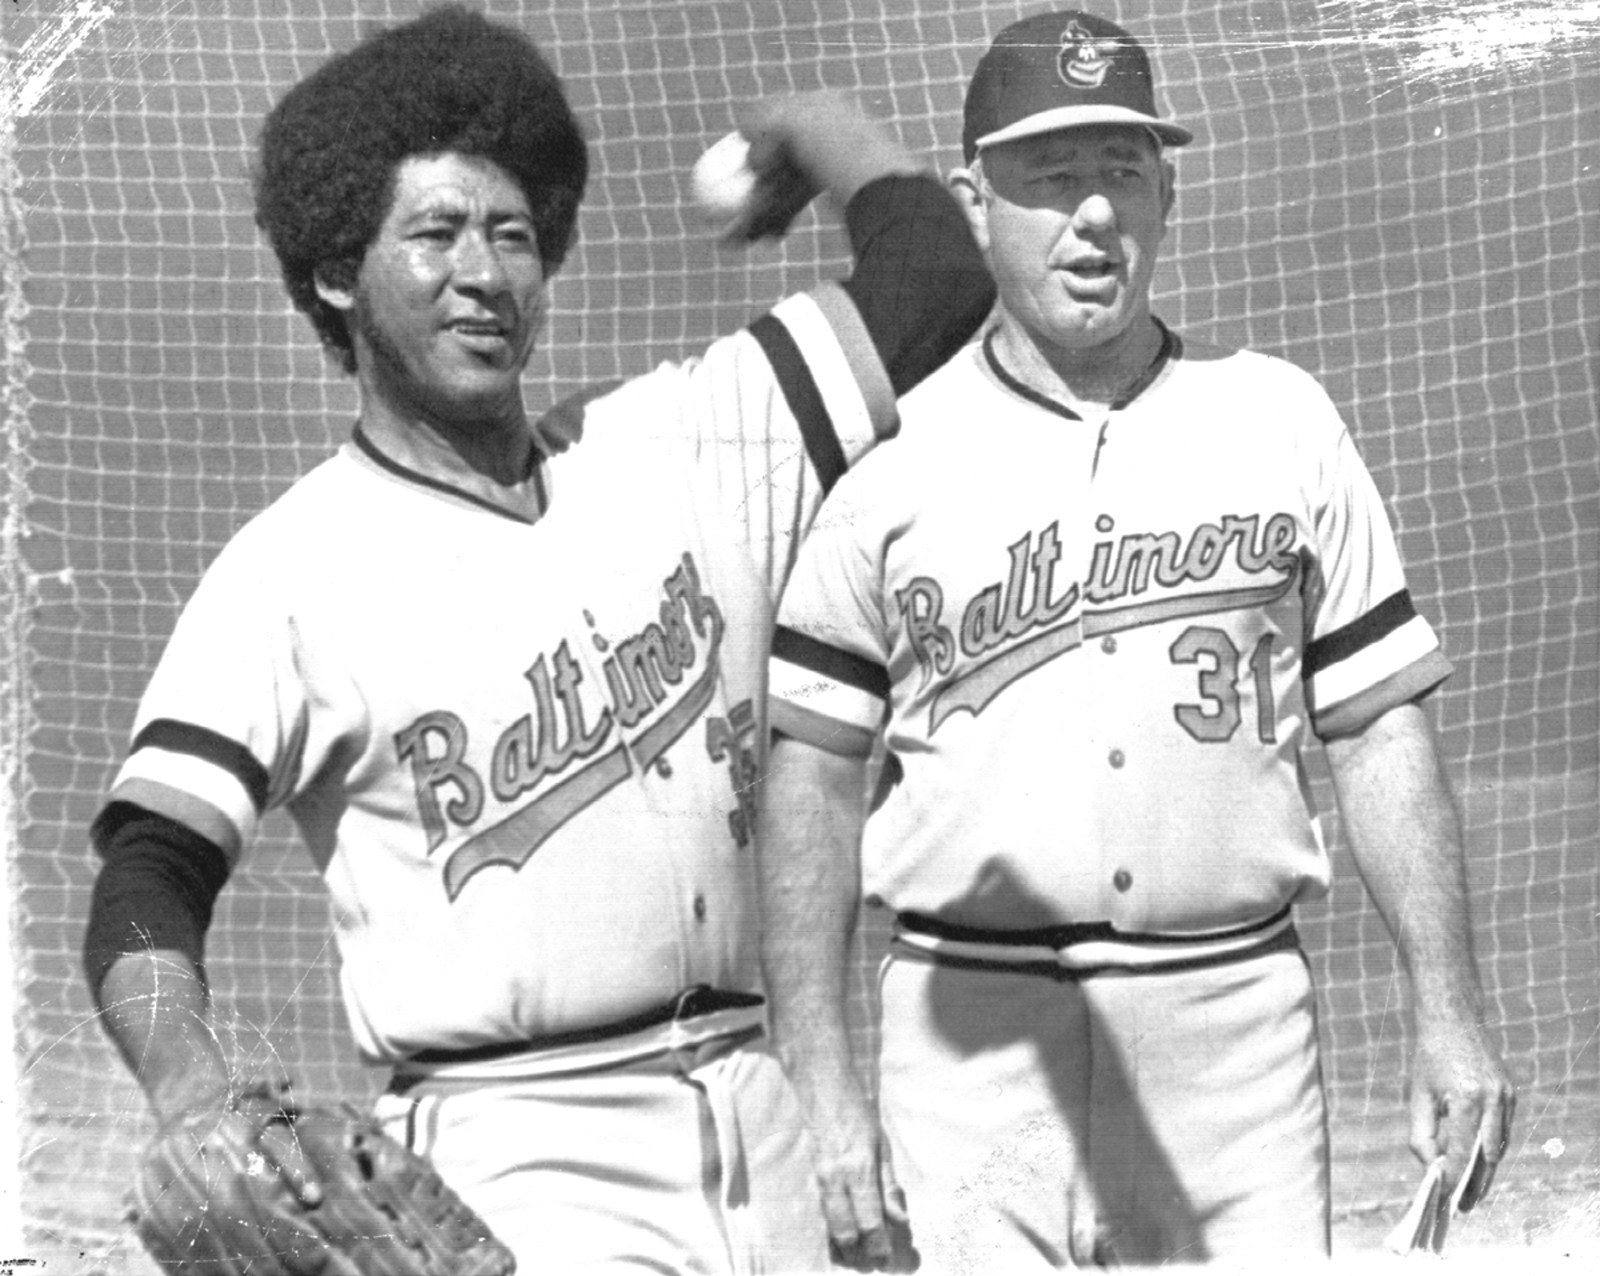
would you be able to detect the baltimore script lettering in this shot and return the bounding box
[393,553,725,899]
[901,512,1300,732]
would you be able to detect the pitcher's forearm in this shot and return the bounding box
[95,948,232,1123]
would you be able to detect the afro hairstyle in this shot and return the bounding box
[253,4,588,372]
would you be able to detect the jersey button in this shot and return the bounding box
[1101,635,1118,654]
[693,893,707,922]
[1113,868,1133,893]
[1108,748,1125,769]
[655,758,674,779]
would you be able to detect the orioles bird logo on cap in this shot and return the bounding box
[1058,20,1113,90]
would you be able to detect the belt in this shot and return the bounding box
[893,904,1297,980]
[405,984,766,1068]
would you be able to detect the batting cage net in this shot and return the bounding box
[3,0,1596,1266]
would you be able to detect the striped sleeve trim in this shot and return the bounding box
[1306,605,1444,713]
[770,625,888,753]
[799,282,897,443]
[1313,649,1453,740]
[757,288,891,479]
[133,717,270,810]
[106,770,250,863]
[773,624,890,698]
[770,698,878,758]
[1304,589,1415,677]
[105,718,270,861]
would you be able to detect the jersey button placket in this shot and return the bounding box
[1101,634,1121,766]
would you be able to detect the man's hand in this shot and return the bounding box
[797,1069,913,1271]
[730,91,925,241]
[1326,703,1517,1216]
[1409,1018,1516,1210]
[757,737,904,1266]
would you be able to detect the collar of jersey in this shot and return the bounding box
[350,423,549,525]
[982,318,1179,421]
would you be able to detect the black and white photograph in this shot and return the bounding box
[1,2,1595,1270]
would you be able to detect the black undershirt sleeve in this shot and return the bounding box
[839,173,996,396]
[82,802,232,1007]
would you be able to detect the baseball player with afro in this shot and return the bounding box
[79,5,993,1272]
[757,10,1515,1270]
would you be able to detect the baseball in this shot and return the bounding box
[691,132,759,230]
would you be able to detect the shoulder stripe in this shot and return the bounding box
[132,718,270,813]
[1305,588,1416,677]
[748,314,848,496]
[772,625,889,699]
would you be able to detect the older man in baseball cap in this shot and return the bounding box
[756,8,1513,1271]
[960,9,1193,156]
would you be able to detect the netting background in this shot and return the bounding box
[3,0,1596,1267]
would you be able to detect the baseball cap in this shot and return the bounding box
[962,10,1192,160]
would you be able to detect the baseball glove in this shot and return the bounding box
[128,1082,516,1276]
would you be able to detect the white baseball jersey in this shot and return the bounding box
[104,285,893,1063]
[769,326,1453,934]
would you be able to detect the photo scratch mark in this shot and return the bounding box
[2,0,120,122]
[1322,0,1599,81]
